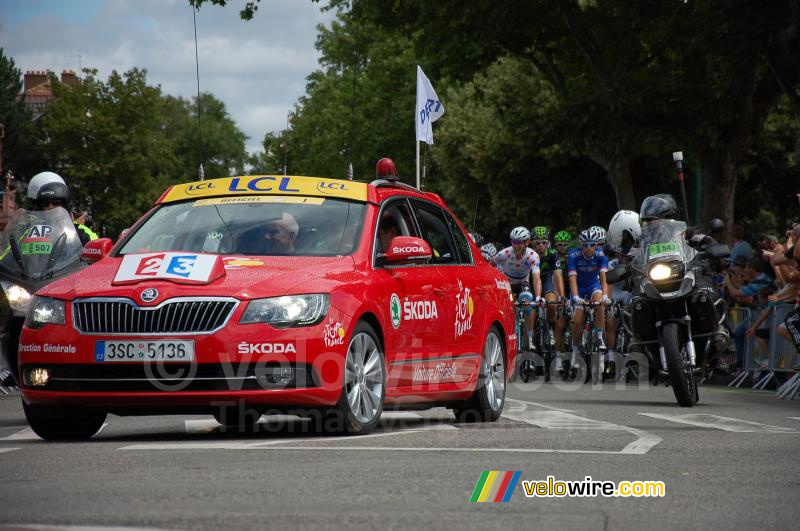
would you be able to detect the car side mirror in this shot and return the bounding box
[382,236,432,264]
[81,238,113,263]
[605,264,629,284]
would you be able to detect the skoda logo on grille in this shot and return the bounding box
[140,288,159,303]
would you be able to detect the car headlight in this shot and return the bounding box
[240,294,330,328]
[26,296,66,329]
[648,262,683,282]
[1,281,32,313]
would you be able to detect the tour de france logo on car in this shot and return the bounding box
[140,288,159,303]
[323,317,346,348]
[113,252,224,285]
[455,280,474,338]
[390,293,402,329]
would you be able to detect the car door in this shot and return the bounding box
[411,200,484,384]
[372,198,448,389]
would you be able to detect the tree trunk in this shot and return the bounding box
[699,147,738,243]
[587,152,636,211]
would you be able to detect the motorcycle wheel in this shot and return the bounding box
[662,322,699,407]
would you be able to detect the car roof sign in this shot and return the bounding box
[160,175,369,203]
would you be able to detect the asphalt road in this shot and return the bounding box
[1,380,799,531]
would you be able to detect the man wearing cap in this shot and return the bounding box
[263,212,299,255]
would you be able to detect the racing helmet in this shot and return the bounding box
[469,232,484,246]
[375,157,398,178]
[589,225,607,244]
[531,226,550,241]
[579,228,598,243]
[553,230,572,244]
[640,194,679,222]
[480,242,497,261]
[27,171,70,209]
[608,210,641,251]
[510,226,530,242]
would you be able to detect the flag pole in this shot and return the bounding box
[416,141,420,189]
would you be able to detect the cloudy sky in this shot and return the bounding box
[0,0,335,154]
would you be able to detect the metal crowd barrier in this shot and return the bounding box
[727,303,800,398]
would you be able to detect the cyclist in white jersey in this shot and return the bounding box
[493,226,542,344]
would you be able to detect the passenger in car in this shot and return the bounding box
[263,212,299,255]
[378,215,401,253]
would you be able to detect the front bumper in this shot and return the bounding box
[18,319,347,409]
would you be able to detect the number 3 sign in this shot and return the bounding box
[113,252,223,285]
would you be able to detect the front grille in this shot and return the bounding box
[21,363,316,392]
[73,298,237,335]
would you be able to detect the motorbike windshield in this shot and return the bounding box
[637,219,695,267]
[0,207,84,280]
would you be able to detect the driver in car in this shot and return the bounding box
[263,212,299,255]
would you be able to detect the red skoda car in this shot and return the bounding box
[18,175,516,439]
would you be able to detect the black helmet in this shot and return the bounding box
[28,171,70,210]
[639,194,678,222]
[35,181,70,209]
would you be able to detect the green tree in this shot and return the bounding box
[0,48,40,180]
[40,68,179,236]
[161,92,247,180]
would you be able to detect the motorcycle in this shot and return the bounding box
[0,207,86,385]
[606,219,730,406]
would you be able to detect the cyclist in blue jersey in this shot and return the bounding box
[567,227,610,369]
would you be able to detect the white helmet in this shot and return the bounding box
[589,225,607,244]
[510,226,530,242]
[27,171,66,200]
[608,210,641,251]
[480,242,498,260]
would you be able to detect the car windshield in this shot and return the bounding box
[0,207,84,279]
[118,196,366,257]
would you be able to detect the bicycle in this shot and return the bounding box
[513,292,535,383]
[533,299,565,382]
[564,300,607,384]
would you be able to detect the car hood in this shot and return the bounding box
[38,255,359,302]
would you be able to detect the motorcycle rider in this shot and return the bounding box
[605,210,642,377]
[27,171,97,245]
[635,194,733,371]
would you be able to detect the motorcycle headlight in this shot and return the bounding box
[1,281,32,313]
[648,262,684,282]
[240,294,330,328]
[26,296,66,329]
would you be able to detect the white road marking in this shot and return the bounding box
[1,428,38,441]
[639,413,798,433]
[198,446,639,455]
[119,427,422,451]
[787,417,800,422]
[0,447,20,454]
[504,398,662,455]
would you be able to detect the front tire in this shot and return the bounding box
[330,321,385,435]
[453,327,505,423]
[23,401,106,441]
[662,322,699,407]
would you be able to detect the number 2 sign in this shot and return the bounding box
[114,252,223,285]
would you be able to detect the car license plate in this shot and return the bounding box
[94,340,195,362]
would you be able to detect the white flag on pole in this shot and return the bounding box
[415,65,444,144]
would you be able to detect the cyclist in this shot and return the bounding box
[553,230,574,365]
[590,225,607,253]
[604,210,641,377]
[567,227,610,371]
[493,226,542,346]
[531,226,567,370]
